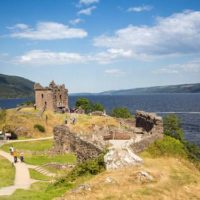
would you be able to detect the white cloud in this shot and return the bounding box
[17,50,87,65]
[8,23,29,30]
[94,48,133,64]
[105,69,125,76]
[9,22,87,40]
[78,6,96,15]
[79,0,99,5]
[127,5,153,12]
[94,11,200,58]
[16,48,133,65]
[153,60,200,74]
[69,18,83,25]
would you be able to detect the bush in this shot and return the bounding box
[163,114,184,142]
[91,103,104,112]
[146,136,187,158]
[75,98,91,113]
[54,153,106,186]
[163,114,200,161]
[111,107,132,118]
[34,124,45,132]
[75,98,104,113]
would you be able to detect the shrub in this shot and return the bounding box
[164,114,200,161]
[163,114,184,142]
[91,103,104,112]
[34,124,45,132]
[75,98,92,113]
[75,98,104,113]
[54,153,106,186]
[146,136,187,158]
[111,107,132,118]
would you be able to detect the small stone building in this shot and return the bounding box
[34,81,69,112]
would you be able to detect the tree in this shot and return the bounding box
[75,98,92,113]
[75,98,105,113]
[111,107,132,119]
[163,114,184,142]
[91,103,104,112]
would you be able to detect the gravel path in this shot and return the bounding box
[0,137,55,196]
[0,151,36,196]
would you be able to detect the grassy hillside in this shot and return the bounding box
[60,156,200,200]
[0,107,120,138]
[0,74,34,98]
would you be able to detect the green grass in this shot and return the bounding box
[141,135,187,158]
[1,140,53,152]
[25,154,76,165]
[0,156,15,188]
[29,169,51,181]
[0,182,69,200]
[1,140,77,165]
[0,174,93,200]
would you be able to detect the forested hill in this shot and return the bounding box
[0,74,34,98]
[99,83,200,95]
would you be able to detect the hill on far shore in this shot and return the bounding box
[0,73,200,98]
[0,74,34,98]
[98,83,200,95]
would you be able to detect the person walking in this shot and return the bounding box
[20,152,24,162]
[9,146,14,156]
[13,150,18,163]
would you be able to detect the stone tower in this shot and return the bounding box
[34,81,68,112]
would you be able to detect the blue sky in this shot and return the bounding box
[0,0,200,93]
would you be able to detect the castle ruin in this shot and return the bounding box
[34,81,69,112]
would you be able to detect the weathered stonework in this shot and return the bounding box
[130,111,164,153]
[135,110,163,134]
[53,111,164,165]
[34,81,68,112]
[53,125,103,162]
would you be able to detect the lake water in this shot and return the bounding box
[0,93,200,146]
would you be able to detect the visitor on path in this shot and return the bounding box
[64,117,68,125]
[45,115,48,125]
[13,150,18,163]
[20,152,24,162]
[9,146,14,156]
[71,117,76,125]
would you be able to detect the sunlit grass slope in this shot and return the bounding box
[0,107,120,138]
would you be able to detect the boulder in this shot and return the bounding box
[104,147,143,170]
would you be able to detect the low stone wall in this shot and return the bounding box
[103,132,131,140]
[53,125,103,162]
[130,133,163,153]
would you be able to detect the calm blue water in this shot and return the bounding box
[0,94,200,146]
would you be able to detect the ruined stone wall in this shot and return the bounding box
[130,133,163,153]
[53,125,103,162]
[35,89,54,111]
[135,111,163,134]
[34,81,68,112]
[130,111,164,152]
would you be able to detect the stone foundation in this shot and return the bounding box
[53,125,103,162]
